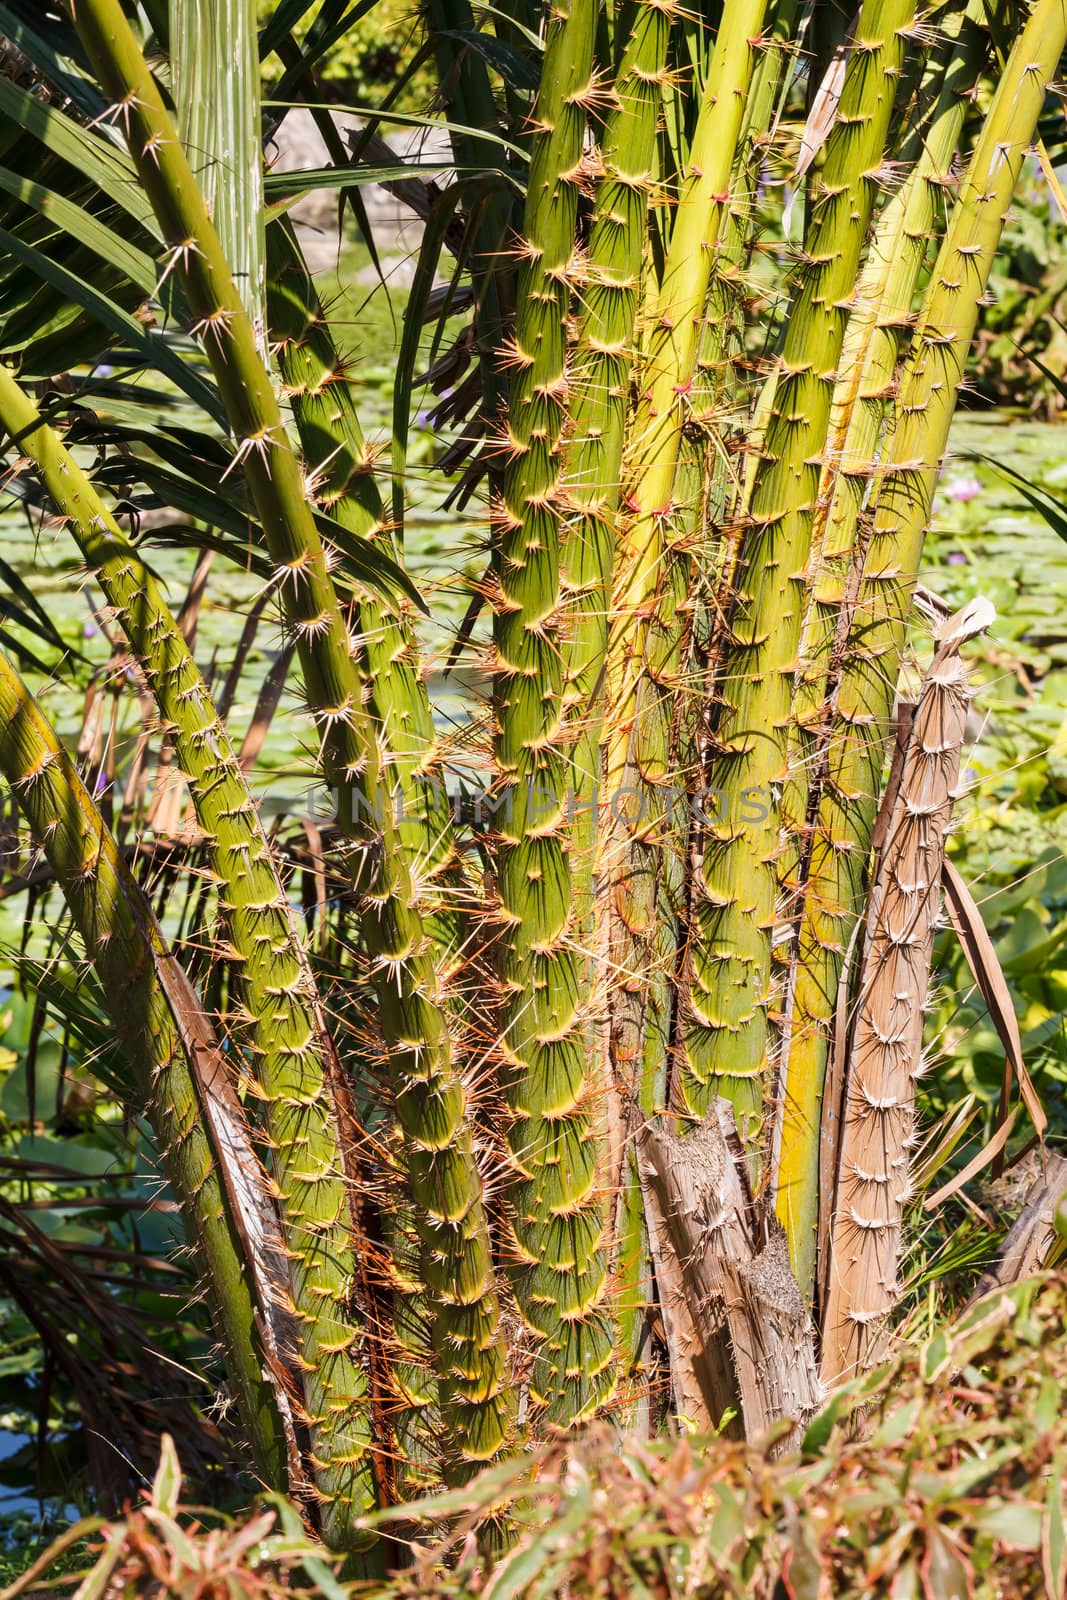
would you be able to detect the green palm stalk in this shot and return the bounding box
[597,0,787,1381]
[266,221,490,1483]
[0,365,377,1542]
[564,0,672,828]
[558,0,673,1399]
[605,0,804,1103]
[492,0,617,1424]
[0,649,287,1488]
[268,222,512,1475]
[607,0,768,819]
[772,7,987,1295]
[678,0,917,1142]
[266,221,460,926]
[811,0,1067,1356]
[600,0,770,1189]
[66,0,512,1473]
[608,543,689,1399]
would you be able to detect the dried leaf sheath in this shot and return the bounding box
[821,598,993,1382]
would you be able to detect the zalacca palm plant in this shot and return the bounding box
[0,0,1062,1559]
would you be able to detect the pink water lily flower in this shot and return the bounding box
[944,473,983,503]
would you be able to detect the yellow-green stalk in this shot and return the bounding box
[810,0,1067,1339]
[0,650,287,1488]
[561,0,673,1399]
[608,0,768,813]
[772,6,987,1294]
[603,0,772,1182]
[679,0,917,1142]
[493,0,615,1424]
[266,220,476,1486]
[0,365,377,1542]
[66,0,512,1475]
[267,222,461,939]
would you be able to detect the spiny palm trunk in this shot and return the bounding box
[492,0,616,1424]
[266,221,462,965]
[267,220,493,1481]
[0,651,287,1487]
[810,0,1067,1367]
[68,0,513,1475]
[0,367,378,1539]
[594,3,769,1394]
[607,0,769,831]
[679,0,916,1145]
[772,6,988,1293]
[563,0,671,853]
[559,0,672,1402]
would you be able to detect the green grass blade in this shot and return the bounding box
[0,224,223,421]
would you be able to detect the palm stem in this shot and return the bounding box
[0,364,377,1541]
[65,0,512,1473]
[772,6,987,1293]
[813,0,1067,1365]
[560,0,673,1399]
[0,650,287,1487]
[493,0,616,1423]
[607,0,768,813]
[679,0,916,1144]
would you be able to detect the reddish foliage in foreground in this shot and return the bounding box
[10,1276,1067,1600]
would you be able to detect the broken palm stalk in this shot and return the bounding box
[638,1110,821,1448]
